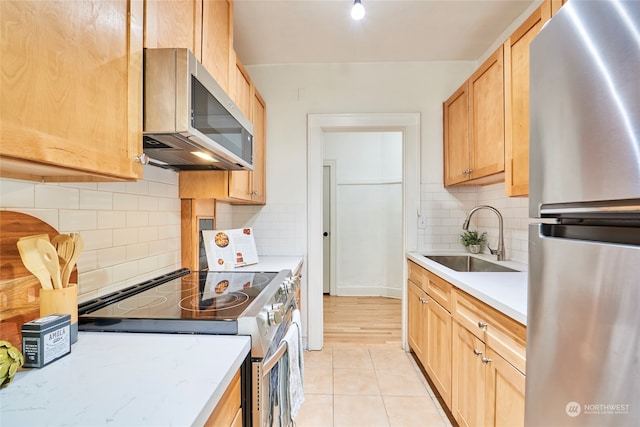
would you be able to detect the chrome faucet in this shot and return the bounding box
[462,205,505,261]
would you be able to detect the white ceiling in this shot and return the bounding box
[233,0,537,66]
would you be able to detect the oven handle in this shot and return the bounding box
[262,341,288,377]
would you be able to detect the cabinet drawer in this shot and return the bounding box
[453,289,526,374]
[408,260,427,289]
[426,271,452,312]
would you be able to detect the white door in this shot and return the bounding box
[323,165,331,294]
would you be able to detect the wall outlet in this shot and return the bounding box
[418,215,427,229]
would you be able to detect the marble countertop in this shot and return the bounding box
[234,255,303,275]
[0,332,250,426]
[407,251,528,325]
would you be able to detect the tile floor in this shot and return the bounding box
[295,346,453,427]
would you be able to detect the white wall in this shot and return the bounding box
[324,131,403,297]
[232,60,531,270]
[0,165,181,302]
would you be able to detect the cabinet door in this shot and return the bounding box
[425,295,452,408]
[232,54,253,120]
[504,2,550,197]
[202,0,232,92]
[408,280,427,362]
[229,89,266,204]
[205,369,241,427]
[443,82,471,186]
[469,46,505,181]
[484,347,525,427]
[144,0,202,55]
[250,90,267,204]
[452,322,486,427]
[0,0,143,182]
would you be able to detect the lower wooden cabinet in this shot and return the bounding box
[205,369,242,427]
[485,346,526,427]
[408,280,427,362]
[407,260,526,427]
[424,292,452,408]
[452,323,486,427]
[452,321,525,427]
[407,267,452,408]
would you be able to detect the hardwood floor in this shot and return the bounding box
[323,295,402,348]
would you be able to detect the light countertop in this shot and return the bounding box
[234,255,303,275]
[407,251,528,325]
[0,332,250,427]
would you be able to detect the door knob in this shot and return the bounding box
[323,232,329,237]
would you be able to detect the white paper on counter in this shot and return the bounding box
[203,228,259,270]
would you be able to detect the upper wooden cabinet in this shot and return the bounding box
[0,0,144,182]
[228,90,266,205]
[231,53,253,120]
[469,46,505,181]
[443,83,470,186]
[202,0,233,93]
[504,0,560,197]
[144,0,233,92]
[144,0,202,54]
[444,0,565,194]
[444,47,505,187]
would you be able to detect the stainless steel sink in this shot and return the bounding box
[423,255,519,273]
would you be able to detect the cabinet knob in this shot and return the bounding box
[419,297,428,304]
[481,357,492,364]
[473,348,483,356]
[477,321,488,329]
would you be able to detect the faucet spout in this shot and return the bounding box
[462,205,505,261]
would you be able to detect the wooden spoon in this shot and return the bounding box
[52,234,74,286]
[63,233,84,287]
[36,239,63,290]
[16,236,54,290]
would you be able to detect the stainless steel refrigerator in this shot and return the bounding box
[527,0,640,426]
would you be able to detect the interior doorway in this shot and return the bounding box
[323,132,403,298]
[307,113,420,351]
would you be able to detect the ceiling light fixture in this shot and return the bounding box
[351,0,365,21]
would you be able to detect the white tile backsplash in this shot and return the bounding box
[417,182,530,264]
[0,179,34,207]
[216,201,306,257]
[0,164,181,302]
[35,185,79,209]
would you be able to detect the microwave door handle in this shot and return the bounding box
[262,341,288,378]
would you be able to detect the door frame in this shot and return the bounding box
[323,160,337,296]
[307,113,420,350]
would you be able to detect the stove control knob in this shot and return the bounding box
[267,303,284,325]
[280,279,293,294]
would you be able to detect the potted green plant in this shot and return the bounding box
[460,230,487,254]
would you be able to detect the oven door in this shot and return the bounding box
[252,305,295,427]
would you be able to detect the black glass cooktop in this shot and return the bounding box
[78,269,281,324]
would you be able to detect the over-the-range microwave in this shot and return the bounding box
[143,48,253,171]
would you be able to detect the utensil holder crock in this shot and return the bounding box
[40,284,78,344]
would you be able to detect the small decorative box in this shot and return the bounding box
[22,314,71,368]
